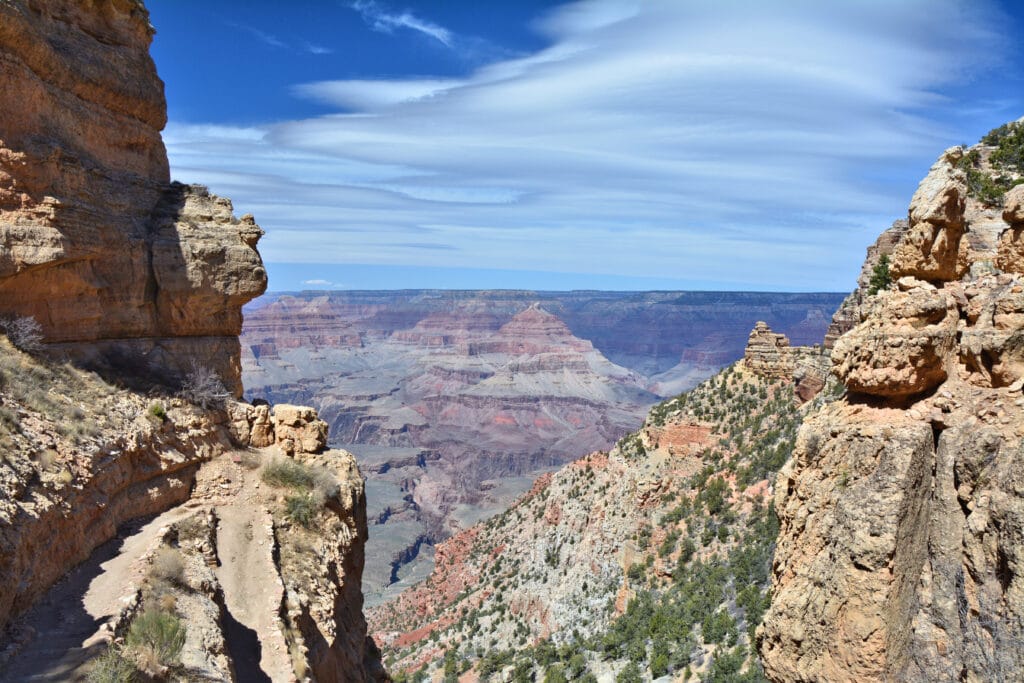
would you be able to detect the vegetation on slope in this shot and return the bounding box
[958,120,1024,207]
[376,359,841,681]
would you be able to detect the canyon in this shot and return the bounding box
[240,290,844,600]
[3,0,1022,680]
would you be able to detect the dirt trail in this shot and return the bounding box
[0,505,194,682]
[216,503,294,683]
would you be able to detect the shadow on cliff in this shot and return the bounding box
[220,605,271,683]
[44,183,192,395]
[0,518,154,681]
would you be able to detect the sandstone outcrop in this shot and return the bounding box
[744,321,830,402]
[0,0,266,396]
[228,401,329,454]
[761,124,1024,682]
[824,220,910,348]
[744,321,794,379]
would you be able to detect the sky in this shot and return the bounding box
[148,0,1024,293]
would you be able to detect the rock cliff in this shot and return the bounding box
[0,1,382,680]
[0,0,266,395]
[760,120,1024,682]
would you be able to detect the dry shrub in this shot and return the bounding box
[149,546,185,587]
[179,361,230,409]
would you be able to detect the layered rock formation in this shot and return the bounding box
[744,321,831,402]
[241,290,843,598]
[0,0,266,395]
[761,122,1024,682]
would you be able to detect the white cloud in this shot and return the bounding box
[302,279,333,286]
[293,79,463,109]
[171,0,1015,290]
[351,0,453,47]
[304,42,334,55]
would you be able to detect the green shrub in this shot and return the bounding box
[148,402,167,421]
[86,646,137,683]
[285,493,318,528]
[262,458,317,490]
[126,607,186,669]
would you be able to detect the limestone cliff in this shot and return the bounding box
[0,0,266,395]
[760,120,1024,682]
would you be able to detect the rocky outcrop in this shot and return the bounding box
[824,220,910,348]
[0,0,266,395]
[229,401,329,454]
[761,126,1024,682]
[744,321,830,402]
[744,321,794,379]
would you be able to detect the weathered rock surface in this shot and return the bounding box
[824,220,910,348]
[744,321,794,379]
[745,321,831,403]
[761,125,1024,682]
[0,0,266,395]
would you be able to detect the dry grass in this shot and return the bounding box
[149,547,185,587]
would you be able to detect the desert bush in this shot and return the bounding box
[148,402,167,421]
[261,456,337,504]
[179,362,230,409]
[86,645,138,683]
[0,316,43,352]
[126,606,186,671]
[149,547,185,586]
[285,493,318,528]
[262,457,316,489]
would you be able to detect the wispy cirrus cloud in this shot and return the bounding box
[350,0,452,47]
[173,0,1021,291]
[228,22,333,55]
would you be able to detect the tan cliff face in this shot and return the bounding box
[760,124,1024,682]
[0,0,266,395]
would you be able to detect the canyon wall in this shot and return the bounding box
[0,0,266,395]
[761,125,1024,682]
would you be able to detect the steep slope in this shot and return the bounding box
[369,324,836,680]
[760,120,1024,682]
[0,0,266,393]
[242,291,842,599]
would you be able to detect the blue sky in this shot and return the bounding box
[149,0,1024,292]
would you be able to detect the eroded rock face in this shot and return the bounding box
[761,128,1024,682]
[832,284,958,397]
[891,149,968,283]
[0,0,266,395]
[744,321,794,379]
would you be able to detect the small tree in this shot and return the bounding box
[867,254,892,295]
[179,362,230,409]
[1,316,43,352]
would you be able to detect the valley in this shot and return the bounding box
[240,290,844,600]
